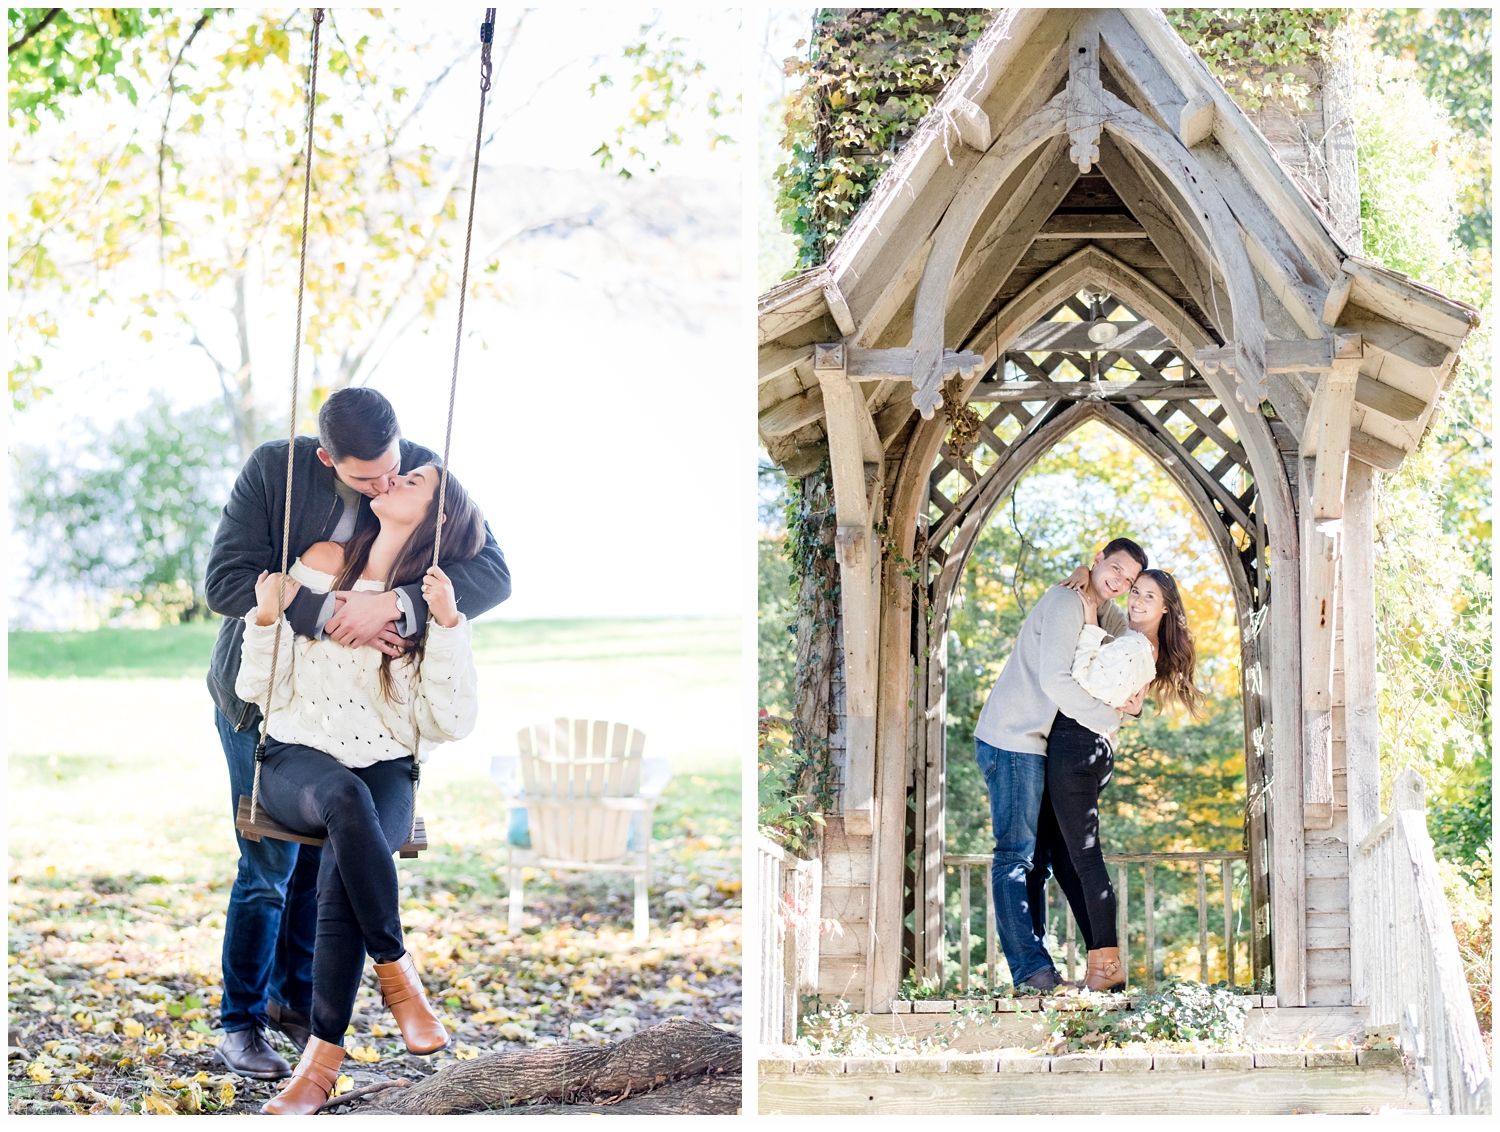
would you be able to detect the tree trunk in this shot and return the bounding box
[346,1019,740,1116]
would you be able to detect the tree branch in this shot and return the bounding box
[8,8,61,56]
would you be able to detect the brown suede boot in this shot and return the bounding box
[261,1035,344,1115]
[1083,947,1126,992]
[374,952,449,1054]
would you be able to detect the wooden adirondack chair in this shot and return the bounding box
[490,719,671,943]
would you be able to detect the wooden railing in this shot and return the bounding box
[944,850,1247,993]
[1356,770,1491,1115]
[756,836,822,1045]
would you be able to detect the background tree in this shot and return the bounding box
[13,394,237,624]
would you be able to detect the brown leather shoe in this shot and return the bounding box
[266,999,311,1052]
[1083,947,1126,992]
[214,1026,291,1080]
[262,1035,344,1115]
[374,952,449,1054]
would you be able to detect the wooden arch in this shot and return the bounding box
[877,245,1300,1005]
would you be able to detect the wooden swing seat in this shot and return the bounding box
[236,795,428,858]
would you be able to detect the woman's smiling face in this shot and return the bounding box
[369,464,439,527]
[1128,574,1166,632]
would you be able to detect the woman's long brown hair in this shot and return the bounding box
[334,465,486,701]
[1140,568,1206,719]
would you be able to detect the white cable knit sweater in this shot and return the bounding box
[235,559,479,768]
[1071,624,1156,724]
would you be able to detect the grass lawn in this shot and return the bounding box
[8,617,745,1116]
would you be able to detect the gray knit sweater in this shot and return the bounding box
[973,585,1127,755]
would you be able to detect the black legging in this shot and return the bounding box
[1037,712,1118,951]
[256,741,413,1045]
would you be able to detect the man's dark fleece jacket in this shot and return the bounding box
[206,435,511,732]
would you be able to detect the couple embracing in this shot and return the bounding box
[976,537,1202,994]
[203,388,510,1113]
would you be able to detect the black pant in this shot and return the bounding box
[1038,712,1118,951]
[257,741,414,1045]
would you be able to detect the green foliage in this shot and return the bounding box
[1045,981,1250,1051]
[1367,9,1490,250]
[1166,9,1344,111]
[774,8,992,273]
[590,18,734,179]
[758,713,823,855]
[758,459,797,715]
[13,395,235,623]
[7,7,170,130]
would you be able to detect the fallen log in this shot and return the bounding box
[347,1018,741,1116]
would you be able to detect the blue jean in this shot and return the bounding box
[216,711,320,1033]
[975,738,1055,985]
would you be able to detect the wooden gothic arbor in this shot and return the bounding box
[758,8,1479,1015]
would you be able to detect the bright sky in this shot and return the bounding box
[8,8,751,628]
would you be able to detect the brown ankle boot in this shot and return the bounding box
[374,952,449,1054]
[261,1035,344,1115]
[1083,947,1125,992]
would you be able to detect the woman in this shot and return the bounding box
[1041,568,1204,991]
[236,464,485,1115]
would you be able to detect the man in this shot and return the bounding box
[204,388,511,1078]
[974,537,1147,992]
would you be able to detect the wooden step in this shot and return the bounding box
[759,1048,1419,1114]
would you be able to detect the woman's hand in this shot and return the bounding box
[253,570,301,627]
[1122,685,1147,717]
[422,565,459,628]
[1078,586,1100,627]
[1059,562,1091,593]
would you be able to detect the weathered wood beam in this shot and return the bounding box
[823,280,857,338]
[946,145,1080,344]
[1339,258,1479,351]
[1096,135,1232,338]
[1034,213,1148,238]
[758,387,824,439]
[1301,345,1362,520]
[1195,335,1360,375]
[1348,429,1403,473]
[1178,91,1215,147]
[1011,318,1168,352]
[1331,301,1451,370]
[969,378,1214,401]
[847,347,986,384]
[952,96,992,152]
[815,344,880,838]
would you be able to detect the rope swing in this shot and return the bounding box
[236,8,497,859]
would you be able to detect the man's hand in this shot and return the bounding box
[325,589,404,654]
[253,570,301,627]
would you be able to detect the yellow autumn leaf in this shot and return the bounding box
[121,1019,145,1038]
[141,1093,177,1115]
[454,1045,480,1061]
[217,1082,236,1107]
[346,1045,381,1064]
[331,1074,354,1097]
[28,1062,52,1084]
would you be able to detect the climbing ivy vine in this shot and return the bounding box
[1165,9,1346,111]
[774,8,992,274]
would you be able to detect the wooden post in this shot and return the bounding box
[959,863,971,994]
[1223,860,1236,987]
[1343,460,1380,1006]
[1197,862,1210,984]
[1301,340,1361,829]
[1143,862,1156,991]
[1117,862,1129,990]
[816,342,882,838]
[985,868,998,992]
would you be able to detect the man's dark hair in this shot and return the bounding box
[318,387,400,462]
[1101,536,1148,572]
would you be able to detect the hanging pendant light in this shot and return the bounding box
[1086,291,1119,345]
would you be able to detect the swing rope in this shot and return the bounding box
[408,7,496,842]
[251,7,324,826]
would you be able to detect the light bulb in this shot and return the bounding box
[1087,320,1119,344]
